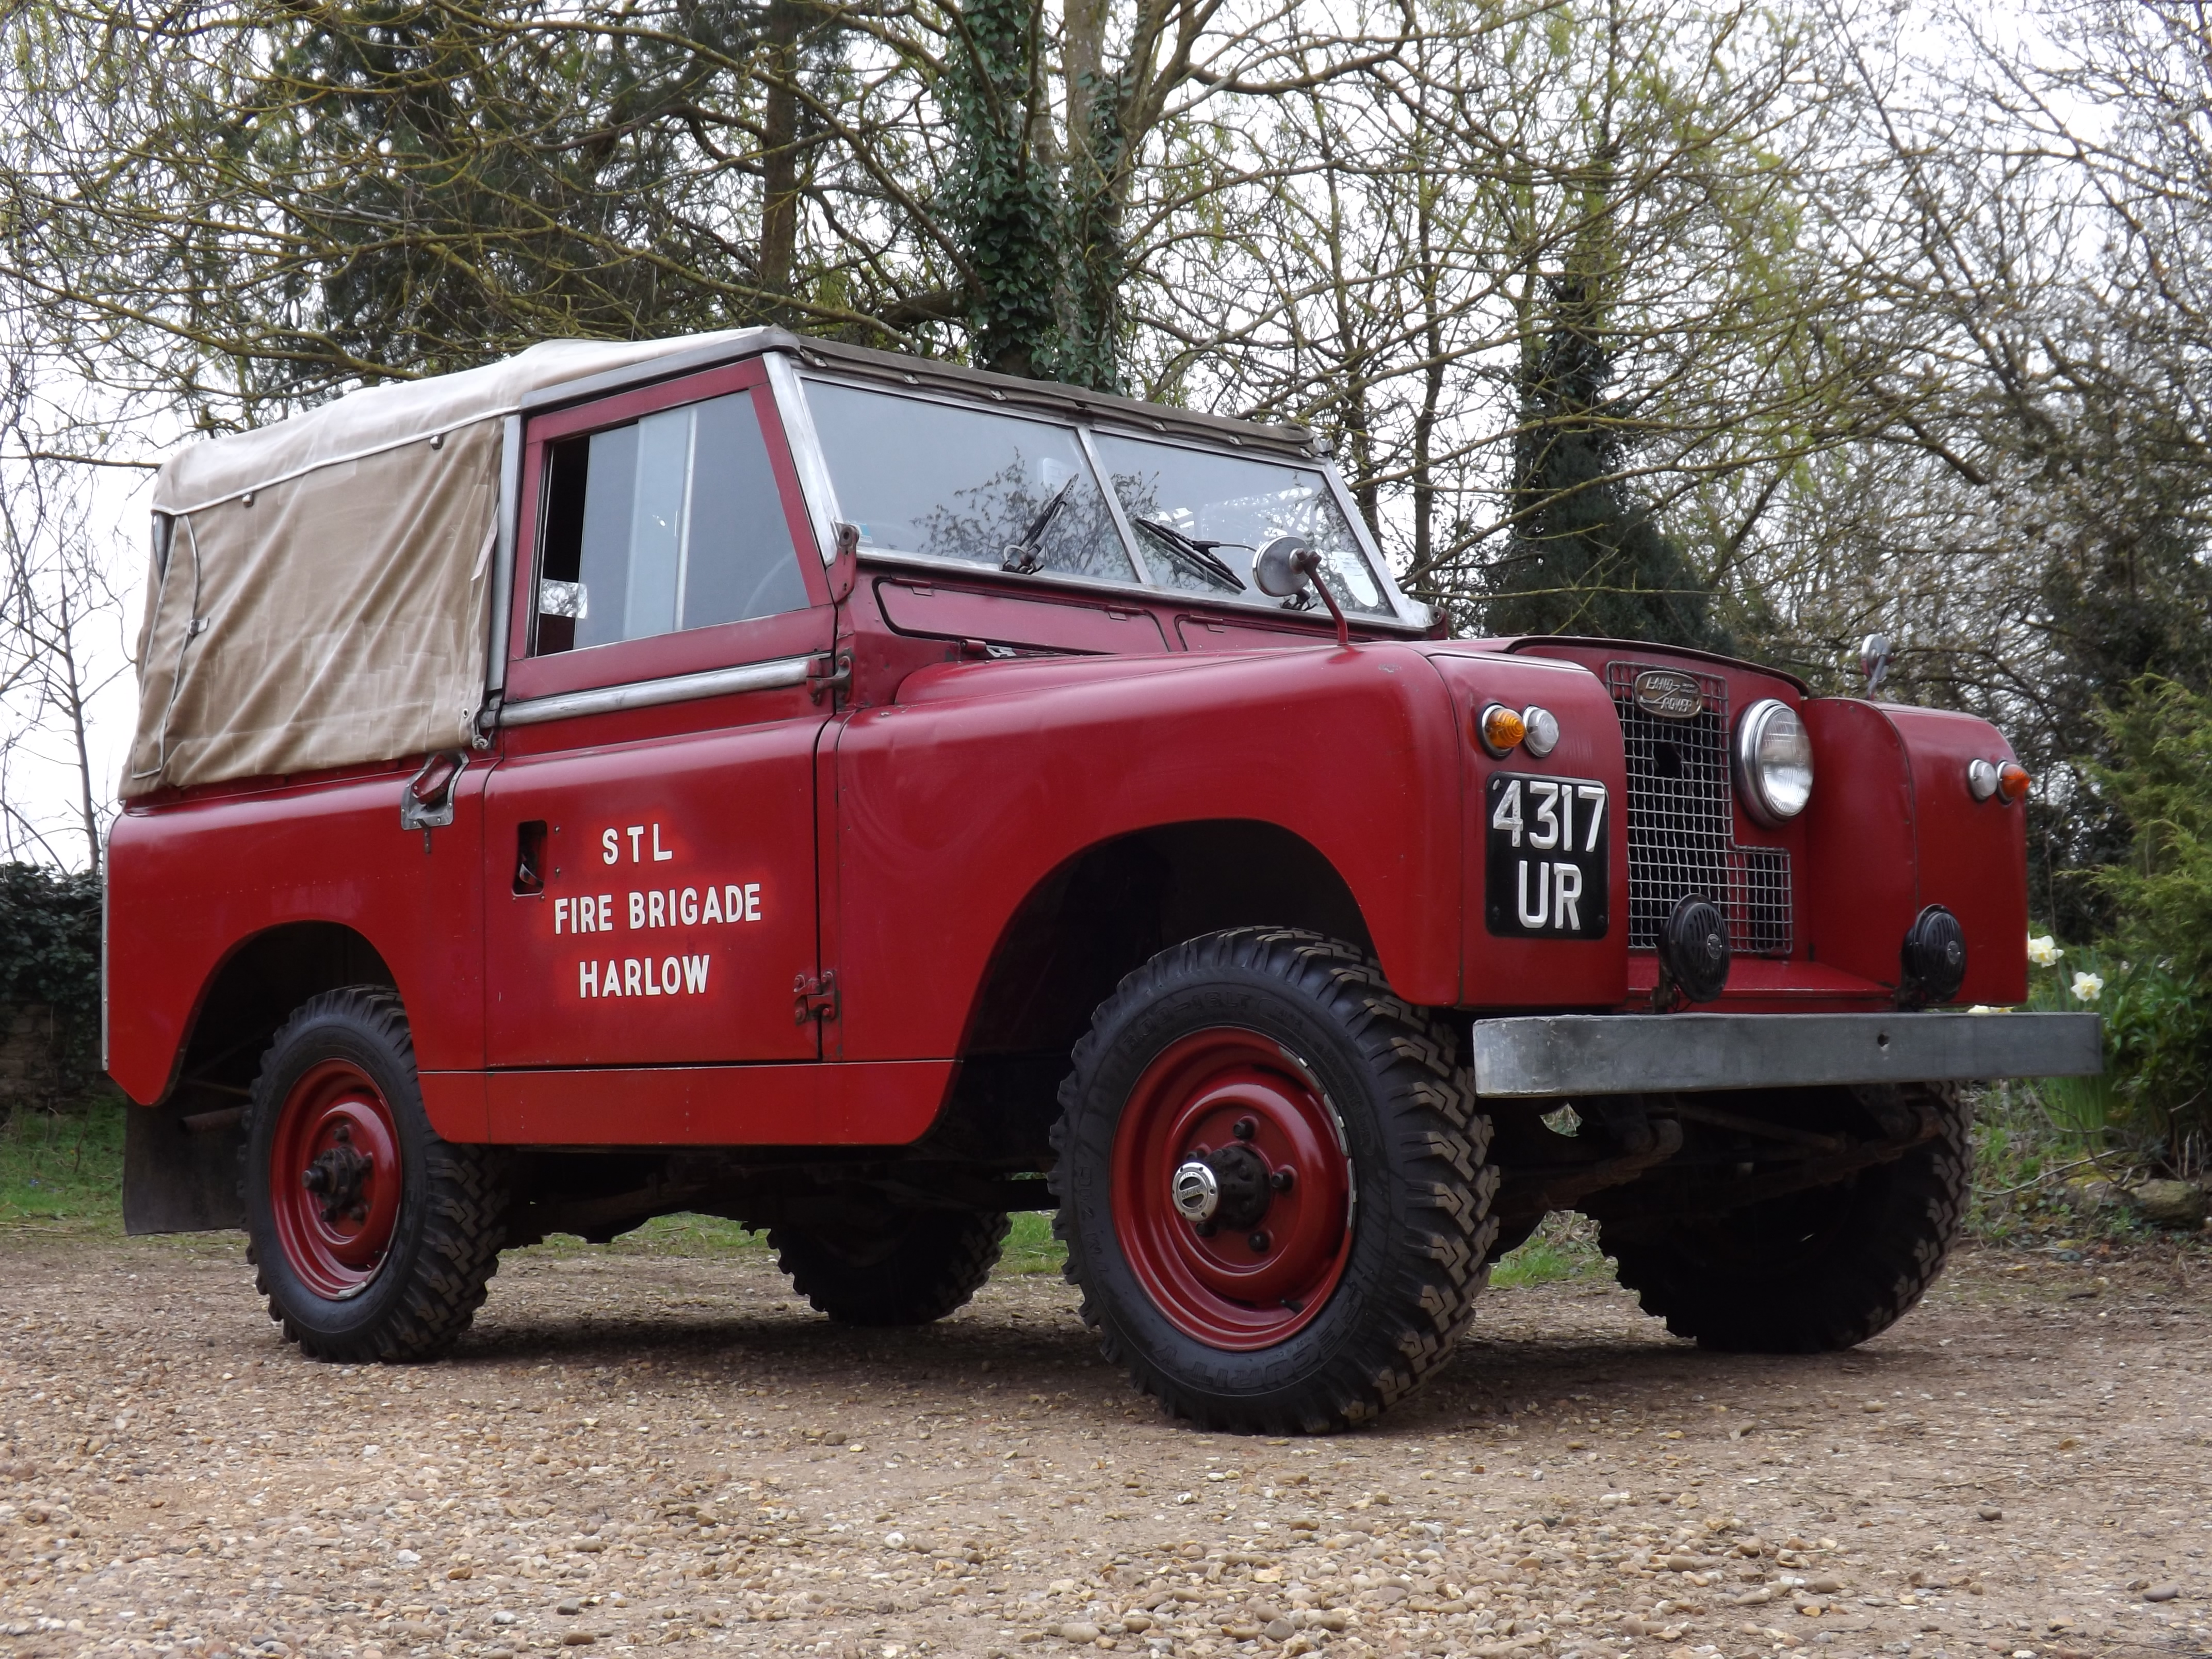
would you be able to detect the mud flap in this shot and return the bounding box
[123,1099,246,1234]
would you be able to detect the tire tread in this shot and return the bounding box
[1602,1083,1971,1353]
[1050,926,1495,1434]
[241,987,506,1363]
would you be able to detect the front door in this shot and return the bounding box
[483,357,834,1073]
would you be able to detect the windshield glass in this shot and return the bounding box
[1091,432,1392,616]
[804,381,1134,581]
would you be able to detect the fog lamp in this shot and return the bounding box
[1900,903,1967,1006]
[1477,703,1526,757]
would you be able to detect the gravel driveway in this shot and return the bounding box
[1,1234,2206,1659]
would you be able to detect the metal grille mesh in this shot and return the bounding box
[1607,661,1793,956]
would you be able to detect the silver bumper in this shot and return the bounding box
[1470,1011,2103,1099]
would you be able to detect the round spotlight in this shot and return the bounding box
[1521,705,1560,758]
[1734,698,1814,826]
[1477,703,1526,757]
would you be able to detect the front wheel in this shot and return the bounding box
[241,988,507,1362]
[1599,1082,1971,1352]
[1051,928,1498,1434]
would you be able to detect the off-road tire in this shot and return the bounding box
[1051,927,1498,1434]
[241,987,507,1362]
[771,1210,1011,1326]
[1600,1082,1971,1352]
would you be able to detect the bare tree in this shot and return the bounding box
[0,359,132,873]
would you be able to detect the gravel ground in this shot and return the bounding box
[1,1234,2207,1659]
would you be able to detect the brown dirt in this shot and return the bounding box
[1,1237,2207,1659]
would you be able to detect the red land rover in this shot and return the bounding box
[107,328,2098,1433]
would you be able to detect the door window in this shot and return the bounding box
[534,390,810,655]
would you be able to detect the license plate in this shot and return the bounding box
[1485,773,1610,939]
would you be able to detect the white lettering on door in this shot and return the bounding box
[575,954,717,999]
[554,896,614,934]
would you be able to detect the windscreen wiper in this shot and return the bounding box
[1132,517,1245,592]
[1002,477,1080,574]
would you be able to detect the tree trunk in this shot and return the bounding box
[758,0,804,309]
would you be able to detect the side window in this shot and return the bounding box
[532,389,811,655]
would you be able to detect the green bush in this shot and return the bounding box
[0,862,104,1103]
[2085,678,2212,1173]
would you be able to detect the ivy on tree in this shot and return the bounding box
[940,0,1127,390]
[1488,267,1731,652]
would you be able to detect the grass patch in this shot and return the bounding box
[0,1094,128,1237]
[1488,1212,1612,1288]
[516,1208,1068,1275]
[601,1214,767,1256]
[1001,1210,1065,1274]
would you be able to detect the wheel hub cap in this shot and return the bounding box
[1171,1159,1221,1223]
[302,1126,374,1226]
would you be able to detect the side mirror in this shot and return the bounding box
[1859,631,1893,697]
[1253,535,1315,598]
[1253,535,1349,647]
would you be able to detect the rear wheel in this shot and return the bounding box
[1599,1082,1971,1352]
[241,988,507,1362]
[772,1209,1010,1326]
[1052,927,1497,1433]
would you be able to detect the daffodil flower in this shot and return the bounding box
[2070,971,2103,1003]
[2027,935,2063,967]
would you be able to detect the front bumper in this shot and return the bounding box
[1470,1011,2102,1098]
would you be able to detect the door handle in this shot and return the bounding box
[400,751,467,832]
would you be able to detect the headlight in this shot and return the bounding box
[1734,698,1813,825]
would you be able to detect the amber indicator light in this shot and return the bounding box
[1476,703,1526,756]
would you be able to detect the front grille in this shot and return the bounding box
[1607,661,1792,956]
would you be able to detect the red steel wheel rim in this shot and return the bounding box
[1112,1029,1353,1350]
[268,1059,403,1299]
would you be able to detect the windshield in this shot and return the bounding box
[803,377,1397,616]
[1091,432,1392,616]
[804,381,1133,581]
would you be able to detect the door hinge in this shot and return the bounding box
[807,652,853,705]
[793,969,838,1024]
